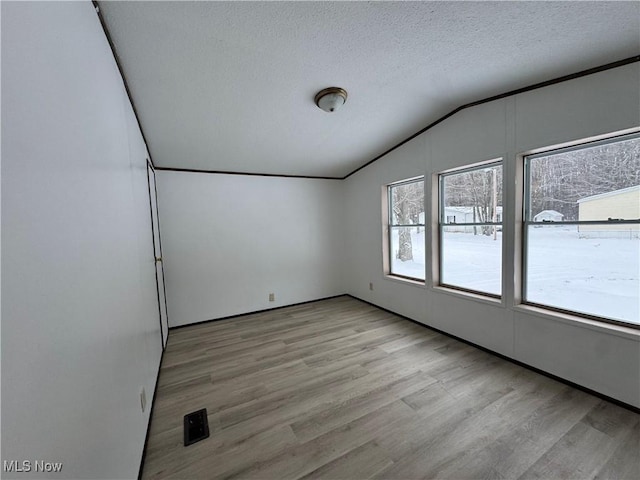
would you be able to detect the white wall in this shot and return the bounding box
[344,63,640,407]
[156,172,344,327]
[2,2,162,478]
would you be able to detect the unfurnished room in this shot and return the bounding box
[1,1,639,479]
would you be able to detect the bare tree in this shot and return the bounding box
[443,165,502,236]
[392,181,424,261]
[529,137,640,220]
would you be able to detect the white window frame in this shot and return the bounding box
[438,160,504,298]
[522,131,640,329]
[384,177,426,283]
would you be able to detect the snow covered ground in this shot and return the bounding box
[390,229,426,280]
[441,228,502,296]
[526,226,638,324]
[390,226,639,324]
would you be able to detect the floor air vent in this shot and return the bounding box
[183,408,210,446]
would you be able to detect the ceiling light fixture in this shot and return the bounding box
[315,87,348,113]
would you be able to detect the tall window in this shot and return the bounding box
[388,178,425,281]
[524,133,639,326]
[439,161,503,297]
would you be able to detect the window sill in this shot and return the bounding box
[384,274,426,288]
[513,304,640,341]
[430,285,504,307]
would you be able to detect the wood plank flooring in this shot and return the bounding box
[142,296,639,479]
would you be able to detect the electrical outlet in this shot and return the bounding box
[140,387,147,413]
[369,282,374,291]
[269,293,275,302]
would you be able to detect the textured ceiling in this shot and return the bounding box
[99,1,640,178]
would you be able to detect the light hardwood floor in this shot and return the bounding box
[142,296,639,479]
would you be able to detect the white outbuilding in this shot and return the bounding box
[533,210,564,222]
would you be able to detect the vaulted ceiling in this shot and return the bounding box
[99,1,640,178]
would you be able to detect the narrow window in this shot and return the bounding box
[523,133,639,326]
[439,162,503,297]
[387,178,425,281]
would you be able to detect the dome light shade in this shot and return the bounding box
[315,87,347,113]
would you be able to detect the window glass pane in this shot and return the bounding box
[390,181,424,226]
[440,162,502,296]
[528,136,640,222]
[441,226,502,295]
[390,226,425,280]
[442,165,502,224]
[525,225,639,324]
[388,179,425,281]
